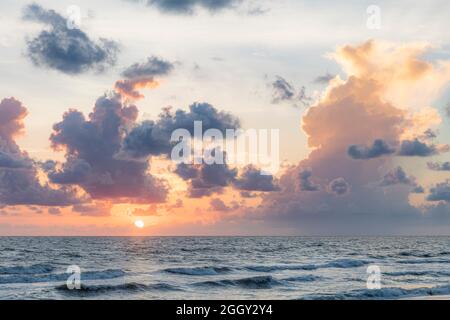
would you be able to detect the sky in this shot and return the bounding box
[1,0,450,235]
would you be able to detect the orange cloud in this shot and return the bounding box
[114,77,160,100]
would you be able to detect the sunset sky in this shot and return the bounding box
[1,0,450,235]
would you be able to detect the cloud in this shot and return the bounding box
[49,93,167,203]
[132,204,159,216]
[240,191,256,198]
[188,152,237,198]
[48,207,61,215]
[209,198,232,212]
[0,97,83,206]
[174,163,198,180]
[122,102,240,158]
[297,168,319,191]
[72,202,112,216]
[327,178,350,195]
[446,102,450,118]
[121,56,174,79]
[313,72,335,84]
[427,162,450,171]
[136,0,241,14]
[46,158,91,184]
[0,151,32,169]
[270,76,312,107]
[114,78,159,100]
[248,41,450,234]
[23,3,119,74]
[412,185,425,194]
[422,129,437,140]
[380,167,413,186]
[115,56,174,100]
[233,165,279,192]
[271,76,295,102]
[427,181,450,203]
[348,139,396,160]
[398,138,438,157]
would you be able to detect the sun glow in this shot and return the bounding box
[134,220,145,228]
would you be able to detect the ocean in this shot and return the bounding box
[0,236,449,300]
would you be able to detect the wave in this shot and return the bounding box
[396,258,450,264]
[163,258,368,278]
[194,274,321,289]
[244,259,368,273]
[303,284,450,300]
[243,265,316,272]
[0,263,54,275]
[55,282,180,295]
[385,270,450,277]
[282,275,321,282]
[56,282,181,296]
[163,266,232,276]
[0,269,126,285]
[398,251,450,258]
[322,259,368,268]
[194,276,282,289]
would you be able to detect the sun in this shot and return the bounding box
[134,220,145,228]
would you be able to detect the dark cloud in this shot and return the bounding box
[49,93,167,203]
[0,168,83,206]
[209,198,231,212]
[132,204,159,216]
[48,207,61,215]
[398,139,437,157]
[297,168,319,191]
[172,149,237,198]
[380,167,412,186]
[47,158,91,184]
[412,185,425,194]
[115,56,174,100]
[174,163,198,180]
[271,76,312,107]
[188,156,237,198]
[122,102,240,158]
[122,56,174,79]
[348,139,396,160]
[427,162,450,171]
[240,191,256,198]
[271,76,295,102]
[427,181,450,203]
[0,151,32,169]
[422,129,437,140]
[23,3,119,74]
[327,178,350,196]
[233,165,279,192]
[137,0,241,14]
[0,97,83,206]
[313,72,335,84]
[72,203,112,216]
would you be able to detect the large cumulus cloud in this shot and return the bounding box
[0,98,83,206]
[23,3,119,74]
[122,102,241,158]
[48,93,167,203]
[249,41,450,234]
